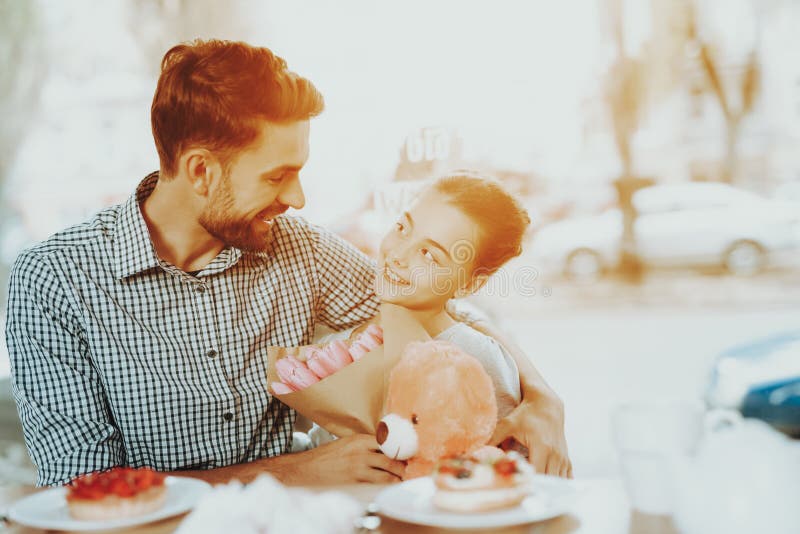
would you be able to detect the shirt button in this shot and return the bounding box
[195,284,206,294]
[207,349,218,359]
[223,412,234,422]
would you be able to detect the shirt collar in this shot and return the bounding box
[113,172,162,279]
[200,245,244,276]
[113,172,253,280]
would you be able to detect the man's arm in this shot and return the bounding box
[6,252,126,486]
[8,251,403,487]
[464,317,572,478]
[163,434,404,485]
[309,223,379,330]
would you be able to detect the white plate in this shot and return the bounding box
[8,476,211,532]
[374,475,578,530]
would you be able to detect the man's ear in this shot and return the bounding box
[181,150,218,197]
[453,272,490,298]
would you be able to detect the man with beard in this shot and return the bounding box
[6,40,570,487]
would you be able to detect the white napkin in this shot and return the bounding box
[176,474,363,534]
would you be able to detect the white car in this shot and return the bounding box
[530,183,800,278]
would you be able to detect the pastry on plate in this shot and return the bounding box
[432,448,534,513]
[66,467,167,521]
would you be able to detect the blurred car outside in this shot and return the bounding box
[528,182,800,280]
[705,331,800,438]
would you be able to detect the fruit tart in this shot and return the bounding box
[432,447,534,513]
[66,467,167,520]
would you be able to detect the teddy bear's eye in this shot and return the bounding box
[411,414,419,425]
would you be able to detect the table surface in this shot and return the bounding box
[0,478,679,534]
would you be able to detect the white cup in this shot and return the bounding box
[611,400,739,515]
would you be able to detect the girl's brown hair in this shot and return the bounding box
[433,172,531,276]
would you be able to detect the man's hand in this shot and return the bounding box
[491,393,572,478]
[166,434,405,486]
[297,434,406,484]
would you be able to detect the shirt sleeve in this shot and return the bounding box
[442,325,522,419]
[309,224,380,331]
[5,251,126,486]
[476,338,522,420]
[491,343,523,419]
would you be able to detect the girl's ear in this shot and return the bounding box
[453,272,489,298]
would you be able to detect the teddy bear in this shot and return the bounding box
[376,340,498,479]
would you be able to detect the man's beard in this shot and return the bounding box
[198,173,283,252]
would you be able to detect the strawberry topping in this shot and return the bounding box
[493,457,519,477]
[67,467,165,501]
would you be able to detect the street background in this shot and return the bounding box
[1,0,799,483]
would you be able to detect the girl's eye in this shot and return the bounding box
[395,222,405,233]
[421,248,436,262]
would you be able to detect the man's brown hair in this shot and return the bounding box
[151,39,324,177]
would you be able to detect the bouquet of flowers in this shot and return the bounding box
[267,303,430,437]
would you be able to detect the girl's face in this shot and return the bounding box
[376,189,481,311]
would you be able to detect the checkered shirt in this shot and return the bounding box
[5,172,379,486]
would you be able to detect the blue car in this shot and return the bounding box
[706,331,800,437]
[741,377,800,438]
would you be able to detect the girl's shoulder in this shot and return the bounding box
[436,322,503,359]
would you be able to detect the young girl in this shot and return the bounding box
[306,172,530,448]
[372,172,529,417]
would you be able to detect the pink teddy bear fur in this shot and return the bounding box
[382,340,497,479]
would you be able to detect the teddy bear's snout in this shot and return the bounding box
[376,421,389,445]
[376,413,418,460]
